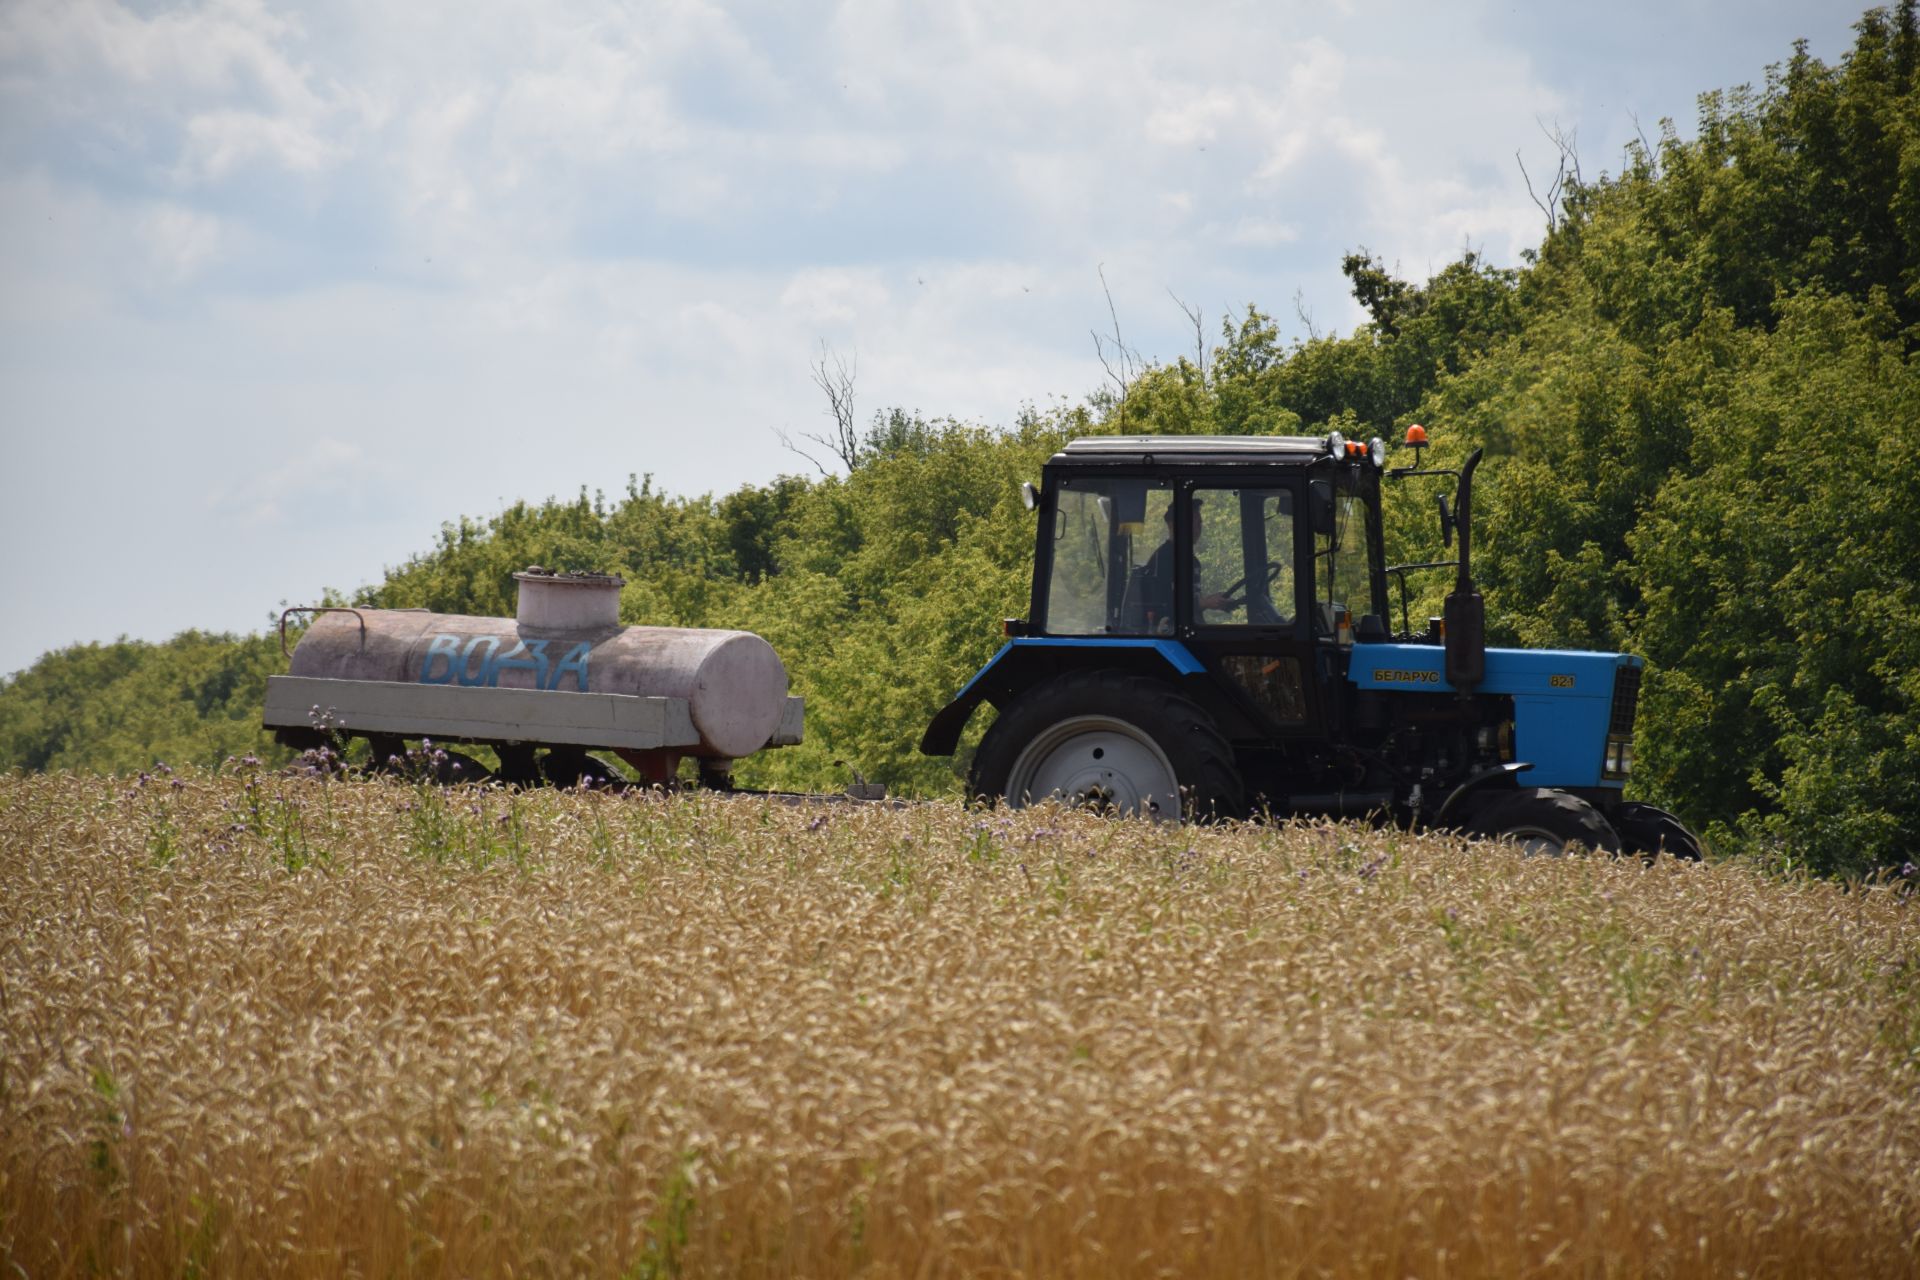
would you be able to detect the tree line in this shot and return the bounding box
[4,4,1916,876]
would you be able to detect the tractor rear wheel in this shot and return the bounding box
[968,671,1244,821]
[1468,788,1620,856]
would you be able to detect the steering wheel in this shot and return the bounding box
[1218,558,1288,611]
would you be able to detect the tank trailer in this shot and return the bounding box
[920,427,1702,858]
[266,568,803,788]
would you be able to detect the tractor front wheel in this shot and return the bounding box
[1612,802,1705,861]
[1468,788,1620,856]
[968,672,1243,822]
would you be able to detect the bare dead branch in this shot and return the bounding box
[1546,120,1584,189]
[1099,265,1130,381]
[1516,147,1563,233]
[1516,148,1553,230]
[1166,288,1206,376]
[1519,118,1584,234]
[1092,264,1139,431]
[1293,288,1320,342]
[774,428,832,478]
[1629,111,1660,177]
[802,341,861,472]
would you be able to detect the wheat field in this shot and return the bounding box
[2,767,1916,1278]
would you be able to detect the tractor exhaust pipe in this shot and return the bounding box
[1444,448,1486,693]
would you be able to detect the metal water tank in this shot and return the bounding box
[267,569,799,765]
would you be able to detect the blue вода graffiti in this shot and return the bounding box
[419,634,592,691]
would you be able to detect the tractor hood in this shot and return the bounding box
[1349,644,1641,790]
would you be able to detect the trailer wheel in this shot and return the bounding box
[1468,788,1620,856]
[367,741,493,785]
[1612,802,1704,861]
[968,671,1243,821]
[541,748,625,789]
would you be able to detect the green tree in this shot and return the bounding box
[0,632,287,773]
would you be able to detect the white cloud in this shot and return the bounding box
[397,89,483,221]
[1,0,356,182]
[669,299,759,365]
[779,268,892,329]
[492,58,685,165]
[182,107,344,177]
[1145,89,1240,148]
[210,435,370,527]
[1224,218,1300,248]
[0,0,311,104]
[135,202,225,282]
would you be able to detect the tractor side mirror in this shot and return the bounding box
[1309,479,1335,538]
[1021,481,1039,511]
[1437,494,1454,549]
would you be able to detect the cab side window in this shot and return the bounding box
[1311,482,1371,636]
[1193,487,1296,628]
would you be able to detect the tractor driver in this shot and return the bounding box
[1141,501,1233,631]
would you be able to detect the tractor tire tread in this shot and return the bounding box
[1612,801,1705,861]
[1469,787,1621,855]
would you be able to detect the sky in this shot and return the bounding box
[0,0,1862,677]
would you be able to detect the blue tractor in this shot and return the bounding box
[921,429,1702,858]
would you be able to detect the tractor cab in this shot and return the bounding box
[1024,433,1388,741]
[1038,435,1387,639]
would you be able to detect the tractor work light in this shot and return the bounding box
[1369,437,1386,468]
[1399,423,1430,470]
[1328,430,1347,458]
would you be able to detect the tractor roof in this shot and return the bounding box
[1052,434,1339,466]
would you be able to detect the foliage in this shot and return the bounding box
[1413,4,1920,874]
[3,5,1917,876]
[0,632,285,773]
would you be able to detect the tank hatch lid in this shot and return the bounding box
[1055,434,1332,464]
[512,566,627,588]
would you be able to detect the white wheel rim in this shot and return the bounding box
[1498,824,1569,857]
[1005,715,1181,821]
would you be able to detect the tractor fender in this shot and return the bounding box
[919,638,1206,756]
[1433,762,1534,826]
